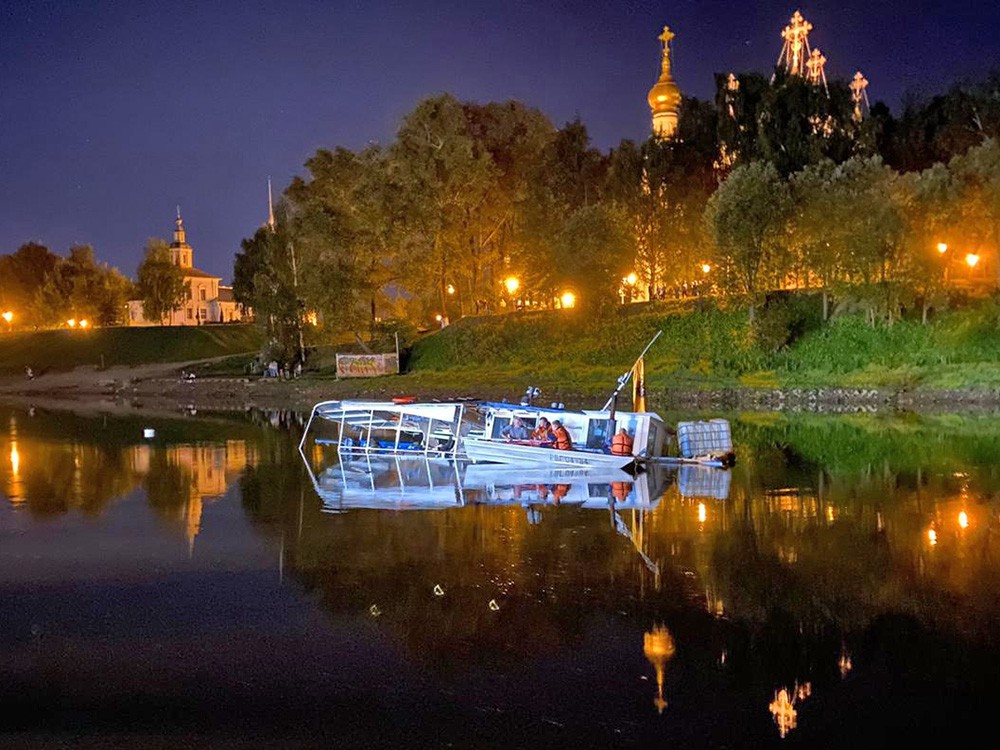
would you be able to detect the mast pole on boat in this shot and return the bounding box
[601,330,663,412]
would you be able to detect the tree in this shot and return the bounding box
[948,138,1000,287]
[705,161,791,318]
[518,118,608,304]
[389,94,496,322]
[549,204,631,310]
[233,214,307,363]
[136,239,186,324]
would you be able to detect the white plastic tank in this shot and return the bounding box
[675,419,733,459]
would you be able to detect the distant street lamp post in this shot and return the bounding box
[621,272,638,303]
[503,276,520,311]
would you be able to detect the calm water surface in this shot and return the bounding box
[2,405,999,748]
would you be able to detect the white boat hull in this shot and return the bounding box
[463,436,635,471]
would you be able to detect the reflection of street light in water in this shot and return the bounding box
[643,624,675,714]
[769,682,811,738]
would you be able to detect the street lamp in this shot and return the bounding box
[966,253,980,268]
[504,276,520,295]
[1,311,11,331]
[701,263,712,274]
[446,284,455,295]
[936,242,948,254]
[79,319,89,329]
[622,272,638,303]
[560,291,576,309]
[67,318,77,328]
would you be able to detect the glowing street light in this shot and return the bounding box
[625,272,638,287]
[965,253,980,268]
[503,276,520,295]
[67,318,77,328]
[560,291,576,309]
[1,310,11,331]
[79,319,89,329]
[936,242,948,254]
[446,284,455,295]
[434,313,443,322]
[701,263,712,274]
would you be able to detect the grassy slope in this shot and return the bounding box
[401,297,1000,399]
[0,324,264,375]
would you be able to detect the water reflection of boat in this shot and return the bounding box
[302,453,729,514]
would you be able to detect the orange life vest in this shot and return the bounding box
[610,431,634,456]
[553,424,572,450]
[611,481,632,501]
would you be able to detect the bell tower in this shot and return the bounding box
[170,206,193,268]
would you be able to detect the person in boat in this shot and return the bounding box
[610,427,634,456]
[550,419,573,450]
[501,416,530,442]
[531,417,555,445]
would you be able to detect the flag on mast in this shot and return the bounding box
[632,356,646,412]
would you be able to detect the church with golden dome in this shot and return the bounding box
[647,25,682,139]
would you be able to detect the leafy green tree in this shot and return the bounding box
[822,157,910,324]
[948,138,1000,286]
[1,242,60,327]
[549,204,632,310]
[389,94,496,322]
[706,161,792,318]
[136,238,186,324]
[233,212,307,363]
[518,118,608,304]
[887,72,1000,171]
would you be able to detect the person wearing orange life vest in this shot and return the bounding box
[550,419,572,450]
[531,417,555,445]
[610,427,634,456]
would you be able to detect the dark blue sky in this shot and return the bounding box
[3,0,998,281]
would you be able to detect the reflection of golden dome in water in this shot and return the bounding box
[643,624,676,714]
[647,25,682,139]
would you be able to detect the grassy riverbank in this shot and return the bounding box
[404,295,1000,396]
[0,324,263,375]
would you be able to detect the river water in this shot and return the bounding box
[1,405,999,748]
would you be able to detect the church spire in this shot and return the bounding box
[267,177,276,231]
[647,25,682,139]
[170,207,193,268]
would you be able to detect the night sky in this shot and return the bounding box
[3,0,999,281]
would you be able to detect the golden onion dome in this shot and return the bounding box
[648,76,681,113]
[648,26,681,138]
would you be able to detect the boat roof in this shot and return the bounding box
[476,401,664,422]
[313,399,470,423]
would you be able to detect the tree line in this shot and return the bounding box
[0,243,133,328]
[235,68,1000,360]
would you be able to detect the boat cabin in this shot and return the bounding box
[476,402,667,458]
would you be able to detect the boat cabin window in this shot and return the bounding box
[490,416,537,439]
[586,419,614,451]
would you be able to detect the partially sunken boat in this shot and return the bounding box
[298,332,736,473]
